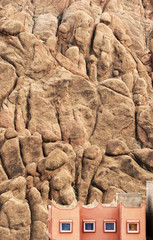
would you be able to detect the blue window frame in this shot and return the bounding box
[60,220,72,233]
[85,223,94,231]
[62,223,71,231]
[106,223,115,230]
[104,220,116,232]
[83,220,95,232]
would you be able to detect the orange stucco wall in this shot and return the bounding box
[49,203,80,240]
[48,202,146,240]
[80,203,120,240]
[120,203,146,240]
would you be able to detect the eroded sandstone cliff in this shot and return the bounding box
[0,0,153,239]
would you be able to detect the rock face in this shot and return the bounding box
[0,0,153,239]
[0,177,31,240]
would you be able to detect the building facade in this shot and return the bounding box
[48,193,146,240]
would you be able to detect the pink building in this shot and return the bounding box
[120,203,146,240]
[80,203,120,240]
[48,203,80,240]
[48,193,146,240]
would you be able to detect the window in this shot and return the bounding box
[104,220,116,232]
[60,220,72,233]
[83,220,96,232]
[127,220,140,233]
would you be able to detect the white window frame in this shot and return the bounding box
[104,220,116,233]
[60,220,72,233]
[127,220,140,234]
[83,220,96,232]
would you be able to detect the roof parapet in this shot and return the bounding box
[116,193,142,207]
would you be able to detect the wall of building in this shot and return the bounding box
[49,203,80,240]
[80,203,120,240]
[48,200,146,240]
[120,203,146,240]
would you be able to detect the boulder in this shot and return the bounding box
[0,61,16,106]
[28,84,61,142]
[1,198,31,229]
[133,148,153,172]
[0,164,8,183]
[33,13,58,41]
[59,185,76,205]
[88,186,103,204]
[78,145,103,203]
[0,20,24,35]
[103,186,124,204]
[31,221,48,240]
[52,169,72,191]
[0,227,10,240]
[26,163,37,176]
[19,133,43,164]
[137,103,153,148]
[4,128,18,139]
[90,79,135,150]
[45,148,68,170]
[106,139,130,156]
[1,139,25,178]
[28,187,48,240]
[0,176,26,200]
[100,12,111,25]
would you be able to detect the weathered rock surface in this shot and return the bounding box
[0,0,153,239]
[0,61,17,106]
[90,78,136,150]
[27,187,49,240]
[45,148,68,170]
[106,138,130,156]
[78,145,103,203]
[19,133,43,164]
[1,138,25,178]
[133,148,153,172]
[0,177,31,240]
